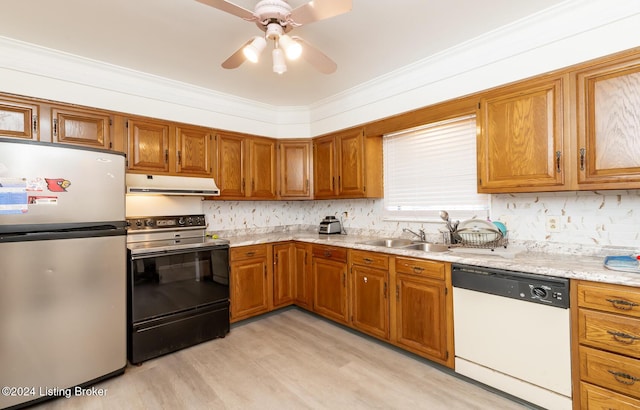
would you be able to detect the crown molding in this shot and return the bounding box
[308,0,640,135]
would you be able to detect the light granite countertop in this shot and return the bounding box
[221,231,640,288]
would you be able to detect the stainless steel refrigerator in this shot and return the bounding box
[0,138,126,409]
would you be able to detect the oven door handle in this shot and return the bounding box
[130,245,229,260]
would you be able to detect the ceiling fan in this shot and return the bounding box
[196,0,352,74]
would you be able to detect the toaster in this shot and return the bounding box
[319,216,342,234]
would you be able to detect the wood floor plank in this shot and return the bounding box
[33,309,532,409]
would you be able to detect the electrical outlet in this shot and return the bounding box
[546,216,561,233]
[342,211,348,218]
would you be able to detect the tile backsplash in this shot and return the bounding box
[199,190,640,255]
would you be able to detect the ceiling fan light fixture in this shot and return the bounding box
[272,47,287,74]
[279,34,302,60]
[243,36,267,63]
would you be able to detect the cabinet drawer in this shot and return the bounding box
[579,309,640,358]
[350,249,389,270]
[230,244,267,261]
[581,381,640,410]
[395,257,445,280]
[578,281,640,318]
[312,245,347,262]
[580,345,640,399]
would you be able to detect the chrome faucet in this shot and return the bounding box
[403,228,426,242]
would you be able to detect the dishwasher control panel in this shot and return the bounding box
[452,264,569,308]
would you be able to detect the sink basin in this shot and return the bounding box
[359,238,413,248]
[402,243,449,252]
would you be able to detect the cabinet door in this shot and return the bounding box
[273,243,294,308]
[127,119,170,173]
[312,257,348,324]
[216,133,246,197]
[230,257,269,321]
[477,77,566,193]
[395,274,447,361]
[249,137,277,199]
[313,136,337,198]
[0,99,38,140]
[577,58,640,187]
[294,242,312,309]
[176,126,213,176]
[52,107,112,149]
[337,129,365,197]
[279,140,311,199]
[351,265,389,340]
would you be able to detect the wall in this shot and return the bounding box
[201,190,640,255]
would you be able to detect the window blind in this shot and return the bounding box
[383,114,489,221]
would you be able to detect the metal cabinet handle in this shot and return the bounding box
[177,150,181,165]
[396,284,400,301]
[607,330,640,344]
[606,298,639,310]
[32,114,38,133]
[53,118,58,137]
[608,370,639,385]
[164,149,169,164]
[555,151,562,173]
[579,148,586,171]
[412,266,424,274]
[324,251,332,257]
[363,257,374,264]
[245,251,255,257]
[383,282,387,298]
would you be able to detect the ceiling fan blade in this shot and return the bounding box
[290,0,352,25]
[221,39,252,69]
[293,37,337,74]
[195,0,255,20]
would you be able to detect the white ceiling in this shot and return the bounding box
[0,0,569,107]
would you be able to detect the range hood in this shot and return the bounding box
[126,174,220,196]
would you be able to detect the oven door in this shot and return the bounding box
[128,245,229,323]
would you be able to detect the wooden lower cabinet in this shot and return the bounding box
[312,245,349,324]
[350,250,389,340]
[294,242,313,310]
[573,280,640,408]
[230,244,271,322]
[392,257,452,367]
[273,242,294,308]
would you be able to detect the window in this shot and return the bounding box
[383,114,489,221]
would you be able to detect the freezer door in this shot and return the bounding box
[0,139,125,225]
[0,235,126,409]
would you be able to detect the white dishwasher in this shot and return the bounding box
[452,264,572,410]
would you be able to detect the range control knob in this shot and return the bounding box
[178,217,185,226]
[135,220,143,227]
[186,217,193,225]
[144,219,155,227]
[531,286,548,299]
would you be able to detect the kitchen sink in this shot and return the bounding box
[402,242,449,252]
[358,238,449,252]
[358,238,414,248]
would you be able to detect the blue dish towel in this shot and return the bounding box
[604,255,640,272]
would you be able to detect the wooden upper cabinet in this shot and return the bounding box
[313,128,382,199]
[337,129,365,196]
[0,98,38,141]
[127,118,171,173]
[175,125,213,176]
[215,133,277,199]
[216,132,245,197]
[576,56,640,188]
[313,135,337,198]
[278,140,312,199]
[51,107,112,149]
[249,137,277,199]
[477,76,567,193]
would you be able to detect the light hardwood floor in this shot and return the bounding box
[33,308,532,409]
